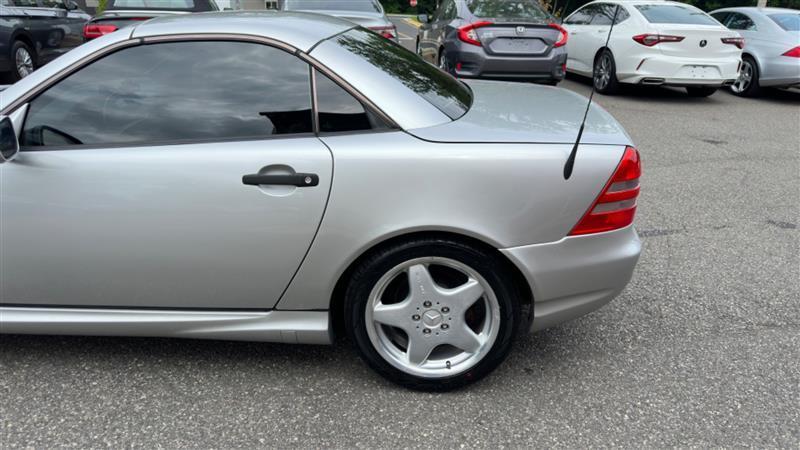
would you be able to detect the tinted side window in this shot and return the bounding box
[22,41,313,148]
[727,12,756,31]
[39,0,62,8]
[11,0,38,7]
[565,5,595,25]
[315,70,389,133]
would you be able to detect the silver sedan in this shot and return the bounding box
[0,12,641,390]
[710,7,800,96]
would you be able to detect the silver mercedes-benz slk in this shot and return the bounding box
[0,11,641,390]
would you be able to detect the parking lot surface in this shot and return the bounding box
[1,19,799,448]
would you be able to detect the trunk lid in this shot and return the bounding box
[474,21,559,57]
[649,24,739,58]
[406,80,631,146]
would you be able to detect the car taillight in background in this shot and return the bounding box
[721,37,745,49]
[369,25,397,40]
[782,46,800,58]
[632,34,684,46]
[548,23,568,48]
[458,21,493,46]
[83,24,118,39]
[569,147,641,236]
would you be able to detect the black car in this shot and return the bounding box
[0,0,90,81]
[83,0,219,41]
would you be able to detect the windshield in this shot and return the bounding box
[769,13,800,31]
[466,0,551,21]
[285,0,380,12]
[635,4,718,25]
[108,0,217,10]
[331,28,471,120]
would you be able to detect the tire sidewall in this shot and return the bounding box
[344,239,520,391]
[732,55,760,97]
[594,49,619,95]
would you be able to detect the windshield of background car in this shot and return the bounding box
[108,0,212,10]
[466,0,551,21]
[768,13,800,31]
[285,0,380,12]
[634,4,718,25]
[330,28,472,120]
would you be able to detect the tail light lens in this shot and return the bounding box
[458,21,493,46]
[783,46,800,58]
[549,23,568,48]
[632,34,684,46]
[569,147,641,236]
[83,24,118,39]
[369,25,396,40]
[721,37,745,49]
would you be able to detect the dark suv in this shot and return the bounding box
[0,0,90,81]
[416,0,568,84]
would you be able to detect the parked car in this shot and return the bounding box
[282,0,397,42]
[82,0,218,41]
[0,11,641,390]
[0,0,90,81]
[563,0,743,97]
[416,0,568,84]
[710,7,800,97]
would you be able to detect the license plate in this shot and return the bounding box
[686,65,714,78]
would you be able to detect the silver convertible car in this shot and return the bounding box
[0,12,641,390]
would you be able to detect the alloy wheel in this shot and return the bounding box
[732,60,753,94]
[594,53,611,90]
[438,52,448,72]
[15,47,34,79]
[364,257,501,378]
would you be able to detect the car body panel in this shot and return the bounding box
[1,139,333,310]
[710,7,800,88]
[564,0,742,86]
[275,131,628,311]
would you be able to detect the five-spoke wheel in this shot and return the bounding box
[345,238,520,391]
[593,49,620,95]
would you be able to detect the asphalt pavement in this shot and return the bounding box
[1,17,798,448]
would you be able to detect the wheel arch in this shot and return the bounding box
[741,52,761,74]
[593,46,614,66]
[328,230,534,341]
[10,29,36,54]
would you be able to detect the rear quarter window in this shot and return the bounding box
[634,4,718,25]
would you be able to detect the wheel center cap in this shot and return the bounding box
[422,310,443,328]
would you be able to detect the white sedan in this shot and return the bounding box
[563,0,743,97]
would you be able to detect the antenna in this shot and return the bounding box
[563,4,621,180]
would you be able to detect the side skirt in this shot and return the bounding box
[0,307,331,344]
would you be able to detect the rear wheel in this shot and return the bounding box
[730,55,761,97]
[344,238,520,391]
[686,86,718,97]
[437,49,449,74]
[593,50,620,95]
[10,40,36,82]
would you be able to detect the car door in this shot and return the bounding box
[32,0,78,64]
[724,12,758,43]
[563,4,598,74]
[0,39,333,310]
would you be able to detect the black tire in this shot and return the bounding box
[686,86,718,97]
[344,238,520,391]
[593,49,620,95]
[730,55,762,97]
[9,40,36,82]
[437,49,449,73]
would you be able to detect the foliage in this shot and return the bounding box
[379,0,800,15]
[96,0,108,14]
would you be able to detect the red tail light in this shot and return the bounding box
[721,37,745,49]
[632,34,684,46]
[83,24,118,39]
[549,23,568,48]
[569,147,641,236]
[369,25,397,40]
[783,46,800,58]
[458,21,493,46]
